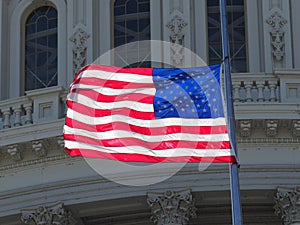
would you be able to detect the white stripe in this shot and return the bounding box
[64,126,230,142]
[68,93,154,112]
[70,84,156,96]
[65,140,233,157]
[66,108,227,127]
[79,70,153,83]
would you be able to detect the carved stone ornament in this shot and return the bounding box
[239,120,252,137]
[166,14,187,66]
[57,136,65,149]
[266,11,287,61]
[147,189,196,225]
[166,15,187,45]
[32,140,47,157]
[291,120,300,137]
[21,202,76,225]
[69,28,90,75]
[7,144,22,161]
[265,119,279,137]
[274,186,300,225]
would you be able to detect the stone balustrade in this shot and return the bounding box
[0,96,32,129]
[0,86,66,130]
[0,70,299,133]
[231,73,280,103]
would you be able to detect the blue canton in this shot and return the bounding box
[153,64,224,119]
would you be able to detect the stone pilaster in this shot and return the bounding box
[274,186,300,225]
[147,189,196,225]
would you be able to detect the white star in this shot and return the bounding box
[181,108,185,112]
[203,109,207,112]
[213,98,216,102]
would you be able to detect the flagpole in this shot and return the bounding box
[219,0,243,225]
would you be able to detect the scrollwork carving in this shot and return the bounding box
[266,11,287,61]
[21,202,75,225]
[70,28,90,75]
[147,189,196,225]
[274,186,300,225]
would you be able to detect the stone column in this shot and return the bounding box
[147,189,196,225]
[274,186,300,225]
[21,202,76,225]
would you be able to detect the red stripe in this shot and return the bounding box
[65,148,237,163]
[67,101,155,119]
[64,134,231,150]
[66,117,228,135]
[74,64,153,84]
[69,89,154,103]
[72,77,154,89]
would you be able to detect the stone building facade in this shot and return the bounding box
[0,0,300,224]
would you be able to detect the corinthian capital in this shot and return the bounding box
[274,186,300,225]
[147,189,196,225]
[21,202,76,225]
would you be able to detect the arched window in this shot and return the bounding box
[25,6,58,91]
[113,0,151,67]
[207,0,247,72]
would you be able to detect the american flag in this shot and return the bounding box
[64,64,236,163]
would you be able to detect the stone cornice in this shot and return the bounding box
[0,119,64,147]
[0,118,299,173]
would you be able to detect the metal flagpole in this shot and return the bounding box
[219,0,243,224]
